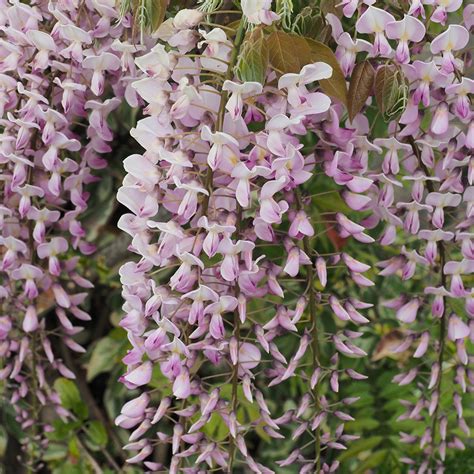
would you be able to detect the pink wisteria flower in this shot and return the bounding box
[430,24,470,73]
[356,6,395,56]
[0,0,443,470]
[386,15,426,64]
[241,0,280,25]
[115,5,375,471]
[0,0,139,463]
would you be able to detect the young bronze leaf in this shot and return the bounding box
[375,65,408,122]
[268,31,313,74]
[305,38,348,107]
[226,19,241,36]
[374,65,395,117]
[147,0,168,31]
[236,27,269,85]
[321,0,344,18]
[348,60,375,122]
[293,6,325,40]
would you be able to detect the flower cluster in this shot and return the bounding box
[333,4,472,472]
[0,0,469,470]
[116,6,376,472]
[0,0,138,466]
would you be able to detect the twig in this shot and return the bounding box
[407,136,448,466]
[295,189,321,473]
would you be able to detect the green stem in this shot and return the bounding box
[185,20,246,467]
[194,19,248,472]
[26,132,41,473]
[407,136,448,467]
[228,204,242,472]
[296,189,321,473]
[202,17,246,215]
[177,324,190,470]
[27,334,39,474]
[429,243,447,464]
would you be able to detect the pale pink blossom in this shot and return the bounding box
[356,6,395,56]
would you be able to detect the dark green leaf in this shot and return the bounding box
[85,421,108,448]
[338,435,383,461]
[354,449,389,473]
[54,378,89,420]
[87,335,125,382]
[47,420,82,441]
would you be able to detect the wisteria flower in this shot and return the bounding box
[386,15,426,64]
[356,6,395,56]
[241,0,279,25]
[430,25,470,73]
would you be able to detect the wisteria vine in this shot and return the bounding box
[116,1,472,473]
[0,0,140,469]
[0,0,470,472]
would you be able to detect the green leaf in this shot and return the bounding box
[305,38,348,106]
[202,412,229,442]
[119,0,132,20]
[43,443,68,462]
[81,172,115,241]
[68,436,81,458]
[354,449,389,473]
[87,335,124,382]
[338,435,383,462]
[314,191,351,214]
[47,420,82,441]
[345,417,380,432]
[293,6,329,41]
[54,378,89,420]
[225,20,241,35]
[348,60,375,122]
[449,297,468,319]
[132,0,168,40]
[0,425,6,457]
[54,378,81,410]
[148,364,173,395]
[236,27,269,85]
[445,449,474,473]
[200,253,223,268]
[276,0,294,30]
[268,31,313,74]
[53,463,84,474]
[85,421,108,448]
[1,402,25,440]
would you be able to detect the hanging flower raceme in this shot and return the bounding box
[116,4,376,472]
[0,0,138,467]
[338,1,472,471]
